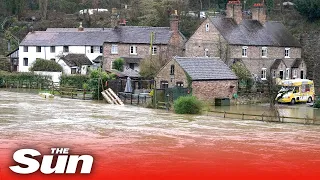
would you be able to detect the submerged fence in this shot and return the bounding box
[205,110,320,125]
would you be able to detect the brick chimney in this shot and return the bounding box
[170,10,179,33]
[252,1,267,24]
[78,22,84,31]
[226,0,243,24]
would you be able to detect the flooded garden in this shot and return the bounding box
[1,89,320,179]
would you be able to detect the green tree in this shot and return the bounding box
[29,58,63,72]
[112,58,124,72]
[294,0,320,21]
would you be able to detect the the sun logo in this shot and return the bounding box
[10,148,94,174]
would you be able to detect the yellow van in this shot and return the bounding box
[276,79,315,104]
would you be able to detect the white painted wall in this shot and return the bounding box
[18,45,102,72]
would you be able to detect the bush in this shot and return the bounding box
[60,74,89,89]
[0,71,52,87]
[174,96,203,114]
[112,58,124,72]
[30,59,63,72]
[88,69,116,99]
[314,100,320,108]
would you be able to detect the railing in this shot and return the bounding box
[205,110,320,125]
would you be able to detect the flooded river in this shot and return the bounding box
[1,90,320,179]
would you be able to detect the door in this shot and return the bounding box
[300,70,304,79]
[279,71,284,80]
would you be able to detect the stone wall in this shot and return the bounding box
[155,59,188,88]
[185,18,228,59]
[103,44,169,70]
[192,80,238,102]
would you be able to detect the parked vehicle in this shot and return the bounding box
[276,79,315,104]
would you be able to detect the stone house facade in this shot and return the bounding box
[185,0,306,81]
[155,57,238,101]
[103,14,186,72]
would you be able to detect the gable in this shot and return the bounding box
[187,18,225,44]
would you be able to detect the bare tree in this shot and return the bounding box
[39,0,48,20]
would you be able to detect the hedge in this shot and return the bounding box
[60,74,90,89]
[0,71,51,87]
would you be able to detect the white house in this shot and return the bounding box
[18,27,107,74]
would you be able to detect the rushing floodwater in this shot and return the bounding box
[1,90,320,178]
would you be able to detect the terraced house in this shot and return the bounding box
[185,0,306,81]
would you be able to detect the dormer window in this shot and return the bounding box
[242,46,248,57]
[205,23,209,32]
[285,48,290,58]
[261,47,267,57]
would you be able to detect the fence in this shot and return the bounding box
[206,110,320,125]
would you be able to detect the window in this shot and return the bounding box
[286,68,290,79]
[130,45,137,55]
[160,81,169,89]
[272,70,276,78]
[71,68,77,74]
[36,46,41,52]
[23,58,28,66]
[63,46,69,52]
[23,46,28,52]
[261,47,267,57]
[152,46,157,55]
[300,70,304,79]
[261,68,267,80]
[204,48,209,57]
[170,65,175,75]
[285,48,290,58]
[205,23,209,32]
[176,82,184,87]
[100,46,103,53]
[279,70,284,80]
[242,46,248,57]
[91,46,101,53]
[129,63,135,69]
[111,45,118,54]
[293,69,297,78]
[50,46,55,53]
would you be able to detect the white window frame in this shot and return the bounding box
[130,45,137,55]
[204,48,209,57]
[93,46,100,53]
[23,46,28,52]
[272,70,276,78]
[36,46,41,52]
[285,48,290,58]
[293,69,297,78]
[261,68,267,80]
[205,23,209,32]
[152,46,157,55]
[242,46,248,57]
[286,68,290,79]
[111,44,118,54]
[50,46,55,53]
[23,58,28,66]
[261,47,267,58]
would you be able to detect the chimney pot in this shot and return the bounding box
[226,0,243,24]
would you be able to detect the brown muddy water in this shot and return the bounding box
[0,89,320,178]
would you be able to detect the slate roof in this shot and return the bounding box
[174,57,238,81]
[291,58,302,68]
[21,26,177,46]
[210,17,301,47]
[61,54,92,67]
[121,57,142,64]
[270,59,285,69]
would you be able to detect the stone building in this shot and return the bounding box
[103,14,186,72]
[185,0,306,81]
[155,57,238,101]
